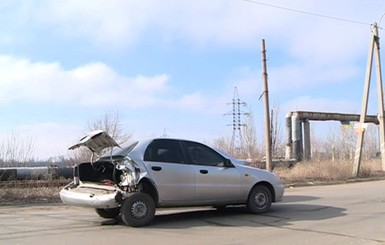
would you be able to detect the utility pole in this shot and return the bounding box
[353,23,385,177]
[261,39,273,171]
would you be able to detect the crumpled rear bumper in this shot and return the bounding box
[60,182,122,209]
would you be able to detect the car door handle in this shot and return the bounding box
[151,166,162,171]
[199,169,208,174]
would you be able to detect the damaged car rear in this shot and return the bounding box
[60,130,284,227]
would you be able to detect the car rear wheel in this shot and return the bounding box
[247,185,272,214]
[120,192,155,227]
[95,207,120,219]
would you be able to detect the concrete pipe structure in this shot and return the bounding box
[285,111,379,161]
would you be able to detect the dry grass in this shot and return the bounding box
[1,160,385,205]
[0,179,69,205]
[0,187,62,205]
[274,159,385,185]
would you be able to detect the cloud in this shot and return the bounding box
[0,54,234,115]
[223,60,362,100]
[172,91,225,114]
[0,55,171,107]
[1,0,384,160]
[0,1,381,92]
[2,1,380,50]
[177,92,206,108]
[281,96,360,114]
[268,62,362,92]
[33,0,274,48]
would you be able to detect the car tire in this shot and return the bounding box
[120,192,156,227]
[247,185,272,214]
[95,207,120,219]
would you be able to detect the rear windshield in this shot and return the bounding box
[100,141,139,159]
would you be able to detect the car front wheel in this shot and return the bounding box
[120,192,156,227]
[247,185,272,214]
[95,207,120,219]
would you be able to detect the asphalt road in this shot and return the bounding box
[1,180,385,245]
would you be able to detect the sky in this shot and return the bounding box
[1,0,385,160]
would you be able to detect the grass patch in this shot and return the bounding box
[1,160,385,205]
[274,159,385,184]
[0,179,70,205]
[0,187,62,205]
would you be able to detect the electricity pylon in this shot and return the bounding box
[225,87,248,155]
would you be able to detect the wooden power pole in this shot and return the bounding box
[353,23,385,177]
[261,39,272,171]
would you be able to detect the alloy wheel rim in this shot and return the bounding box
[254,192,267,208]
[131,201,148,219]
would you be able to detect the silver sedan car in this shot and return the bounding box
[60,131,284,227]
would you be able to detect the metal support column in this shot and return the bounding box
[303,120,311,160]
[291,112,302,161]
[285,112,292,160]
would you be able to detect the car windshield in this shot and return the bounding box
[100,141,139,159]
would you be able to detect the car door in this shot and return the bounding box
[142,139,194,205]
[182,140,241,204]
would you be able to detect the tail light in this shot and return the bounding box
[73,165,79,185]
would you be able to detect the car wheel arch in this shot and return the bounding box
[138,178,159,205]
[248,181,276,202]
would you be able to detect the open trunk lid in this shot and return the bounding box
[69,130,120,154]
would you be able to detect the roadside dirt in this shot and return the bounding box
[2,174,385,206]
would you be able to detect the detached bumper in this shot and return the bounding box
[60,182,122,209]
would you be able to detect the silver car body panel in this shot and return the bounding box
[192,165,241,203]
[234,164,285,202]
[143,161,195,204]
[61,133,284,209]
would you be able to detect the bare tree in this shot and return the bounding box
[0,130,35,167]
[213,110,261,160]
[313,123,378,162]
[212,136,233,155]
[87,111,131,144]
[70,111,131,164]
[242,111,260,160]
[362,124,379,159]
[310,126,327,160]
[270,107,284,158]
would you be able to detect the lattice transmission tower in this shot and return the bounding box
[225,87,248,155]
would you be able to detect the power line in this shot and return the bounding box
[241,0,372,27]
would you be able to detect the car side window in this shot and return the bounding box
[183,141,226,167]
[144,139,184,163]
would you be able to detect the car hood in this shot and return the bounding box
[68,130,120,154]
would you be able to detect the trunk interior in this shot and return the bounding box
[78,161,122,183]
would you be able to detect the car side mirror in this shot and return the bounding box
[224,159,233,168]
